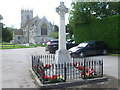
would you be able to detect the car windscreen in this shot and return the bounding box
[77,43,88,48]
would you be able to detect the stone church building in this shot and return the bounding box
[13,10,54,44]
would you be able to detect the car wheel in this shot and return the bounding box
[79,52,84,58]
[103,50,107,55]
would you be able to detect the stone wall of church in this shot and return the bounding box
[21,10,33,28]
[35,36,53,44]
[14,35,23,44]
[29,30,35,44]
[20,10,55,44]
[47,27,54,36]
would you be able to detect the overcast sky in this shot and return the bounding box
[0,0,72,29]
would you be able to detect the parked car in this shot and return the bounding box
[68,40,108,57]
[66,39,78,50]
[46,39,58,53]
[46,39,78,53]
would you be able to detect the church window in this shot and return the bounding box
[18,36,21,40]
[41,24,47,35]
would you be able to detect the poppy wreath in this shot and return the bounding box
[38,74,63,83]
[37,68,44,74]
[73,62,77,67]
[33,66,37,69]
[33,65,44,75]
[73,62,84,71]
[73,63,96,78]
[38,74,49,81]
[48,74,63,83]
[44,64,52,69]
[80,68,96,78]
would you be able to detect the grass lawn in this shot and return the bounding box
[0,44,46,49]
[109,54,120,56]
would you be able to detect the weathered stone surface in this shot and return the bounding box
[55,50,72,64]
[55,2,71,64]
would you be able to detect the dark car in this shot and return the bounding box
[68,40,108,57]
[66,39,77,49]
[46,40,58,53]
[46,39,78,53]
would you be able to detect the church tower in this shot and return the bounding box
[21,10,33,28]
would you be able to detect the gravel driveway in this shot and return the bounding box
[1,47,119,88]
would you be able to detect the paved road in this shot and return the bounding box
[90,55,119,80]
[1,47,119,88]
[0,49,2,89]
[1,48,42,88]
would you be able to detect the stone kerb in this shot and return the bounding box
[30,68,107,89]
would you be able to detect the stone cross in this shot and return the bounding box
[56,2,68,50]
[55,2,72,64]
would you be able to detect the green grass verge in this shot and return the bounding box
[0,44,46,49]
[108,54,120,56]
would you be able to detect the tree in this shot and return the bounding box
[54,25,59,32]
[69,2,96,29]
[2,27,13,42]
[107,2,120,15]
[66,24,74,39]
[0,15,3,21]
[69,2,120,29]
[49,32,58,39]
[49,25,59,39]
[0,23,3,42]
[90,2,120,18]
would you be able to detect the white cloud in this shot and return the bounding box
[0,0,72,29]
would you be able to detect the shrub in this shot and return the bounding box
[74,15,120,53]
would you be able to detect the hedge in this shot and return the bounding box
[74,15,120,53]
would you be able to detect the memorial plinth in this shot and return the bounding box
[55,2,72,64]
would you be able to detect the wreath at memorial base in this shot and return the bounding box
[33,65,64,83]
[73,63,97,78]
[38,74,64,83]
[44,64,52,69]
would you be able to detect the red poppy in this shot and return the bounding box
[86,68,95,73]
[33,66,37,68]
[43,74,49,79]
[73,63,77,67]
[37,69,43,74]
[77,66,84,70]
[87,70,95,75]
[80,72,85,76]
[51,75,57,80]
[80,68,95,77]
[44,64,51,69]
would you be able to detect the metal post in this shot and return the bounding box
[64,63,66,82]
[84,58,86,79]
[101,60,103,77]
[32,55,33,68]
